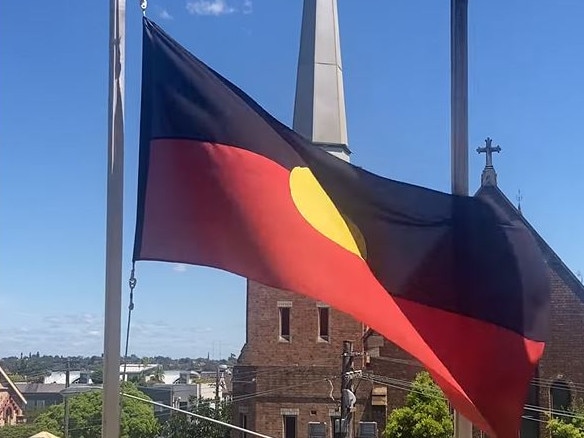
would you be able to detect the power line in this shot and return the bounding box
[122,391,275,438]
[57,386,276,438]
[232,376,340,403]
[368,355,584,392]
[362,373,584,421]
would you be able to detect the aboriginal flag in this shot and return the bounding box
[134,18,549,437]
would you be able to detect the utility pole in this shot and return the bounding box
[64,360,70,438]
[215,364,227,417]
[340,341,355,438]
[215,366,220,413]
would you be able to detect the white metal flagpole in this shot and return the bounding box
[451,0,473,437]
[102,0,125,437]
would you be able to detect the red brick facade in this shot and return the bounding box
[0,366,26,427]
[233,281,373,438]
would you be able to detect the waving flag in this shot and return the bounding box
[134,18,549,437]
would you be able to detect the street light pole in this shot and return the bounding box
[215,364,228,415]
[64,360,70,438]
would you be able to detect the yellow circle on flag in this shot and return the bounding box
[289,167,366,259]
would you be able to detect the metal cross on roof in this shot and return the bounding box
[476,137,501,168]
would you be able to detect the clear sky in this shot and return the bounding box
[1,1,583,359]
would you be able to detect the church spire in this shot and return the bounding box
[293,0,350,161]
[476,137,501,187]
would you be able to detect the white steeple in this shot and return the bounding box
[293,0,350,161]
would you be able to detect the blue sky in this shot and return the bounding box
[0,1,582,359]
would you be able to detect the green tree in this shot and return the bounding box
[383,371,454,438]
[161,397,232,438]
[148,365,165,384]
[34,382,159,438]
[547,399,584,438]
[90,368,103,384]
[0,424,48,438]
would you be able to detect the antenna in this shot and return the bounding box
[516,189,523,213]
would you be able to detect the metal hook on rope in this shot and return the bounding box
[128,267,137,310]
[122,264,138,381]
[140,0,148,15]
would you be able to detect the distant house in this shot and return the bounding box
[14,383,65,412]
[0,365,26,426]
[158,370,201,385]
[139,384,201,422]
[139,369,230,423]
[44,371,92,385]
[120,364,160,381]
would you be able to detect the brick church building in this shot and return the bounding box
[0,365,26,427]
[231,1,584,438]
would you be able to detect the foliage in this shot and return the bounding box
[90,368,103,384]
[0,424,48,438]
[148,366,165,384]
[547,399,584,438]
[0,354,103,381]
[1,354,237,381]
[5,374,26,383]
[161,397,232,438]
[383,371,454,438]
[548,420,584,438]
[34,382,159,438]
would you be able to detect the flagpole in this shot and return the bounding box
[102,0,125,437]
[451,0,473,436]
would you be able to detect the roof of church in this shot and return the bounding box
[0,365,27,405]
[476,183,584,303]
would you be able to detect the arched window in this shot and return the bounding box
[4,407,13,425]
[550,379,572,415]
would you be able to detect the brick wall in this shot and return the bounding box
[364,341,424,412]
[0,390,24,426]
[233,280,373,438]
[240,281,366,366]
[533,266,584,437]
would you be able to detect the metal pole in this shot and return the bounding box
[451,0,473,437]
[102,0,125,437]
[64,360,70,438]
[64,400,71,438]
[215,366,220,412]
[451,0,469,196]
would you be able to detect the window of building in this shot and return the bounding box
[4,407,13,425]
[318,306,329,342]
[239,413,248,438]
[283,415,297,438]
[279,306,291,342]
[308,422,326,438]
[550,379,572,415]
[521,371,540,438]
[331,417,342,438]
